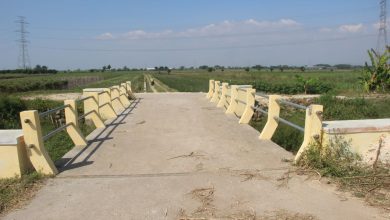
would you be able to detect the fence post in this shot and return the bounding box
[210,81,221,103]
[64,100,88,147]
[82,94,107,129]
[120,83,131,107]
[20,110,58,175]
[239,88,256,124]
[294,104,323,162]
[259,95,281,140]
[226,85,238,114]
[126,81,136,99]
[217,83,228,108]
[207,79,215,99]
[111,86,125,114]
[99,89,117,120]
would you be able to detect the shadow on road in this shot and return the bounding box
[57,98,142,172]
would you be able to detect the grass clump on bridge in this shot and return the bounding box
[297,137,389,208]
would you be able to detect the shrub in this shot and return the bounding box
[360,48,390,93]
[0,96,26,129]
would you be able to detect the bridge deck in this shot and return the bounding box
[5,93,386,219]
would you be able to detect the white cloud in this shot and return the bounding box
[338,24,364,33]
[122,30,173,40]
[96,18,301,40]
[96,32,114,40]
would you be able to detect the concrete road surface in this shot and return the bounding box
[4,93,388,220]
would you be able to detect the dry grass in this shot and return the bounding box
[0,172,45,215]
[178,186,317,220]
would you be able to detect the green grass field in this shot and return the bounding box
[153,69,364,95]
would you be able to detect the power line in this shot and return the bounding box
[33,34,376,53]
[377,0,388,54]
[15,16,30,69]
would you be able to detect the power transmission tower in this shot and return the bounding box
[377,0,388,54]
[16,16,30,69]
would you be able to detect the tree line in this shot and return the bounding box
[0,65,57,74]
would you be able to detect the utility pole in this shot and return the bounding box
[16,16,30,69]
[377,0,388,54]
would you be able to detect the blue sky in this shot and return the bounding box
[0,0,383,69]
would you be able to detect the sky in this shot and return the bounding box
[0,0,385,70]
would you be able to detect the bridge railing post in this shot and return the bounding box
[217,83,228,108]
[206,79,215,99]
[210,81,221,103]
[20,110,58,175]
[120,83,131,107]
[259,95,281,140]
[126,81,136,99]
[99,89,117,120]
[64,100,88,147]
[294,104,323,162]
[226,85,238,114]
[239,88,256,124]
[110,86,125,114]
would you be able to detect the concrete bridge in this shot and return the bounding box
[3,92,387,220]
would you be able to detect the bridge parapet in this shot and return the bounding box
[207,79,323,162]
[0,81,135,178]
[323,119,390,164]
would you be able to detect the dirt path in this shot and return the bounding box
[4,93,388,220]
[22,93,82,101]
[145,73,177,93]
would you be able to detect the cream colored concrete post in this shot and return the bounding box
[259,95,281,140]
[217,83,228,108]
[294,104,324,162]
[99,89,117,120]
[210,81,221,103]
[206,80,215,99]
[64,100,88,147]
[20,111,58,175]
[239,88,256,124]
[82,91,101,123]
[126,81,133,94]
[226,85,238,114]
[81,94,106,128]
[120,83,131,107]
[111,86,125,114]
[126,81,136,99]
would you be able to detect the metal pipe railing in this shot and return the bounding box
[39,104,70,118]
[274,116,304,132]
[42,123,72,141]
[78,96,94,102]
[278,99,307,110]
[256,93,269,99]
[77,110,97,121]
[252,106,268,115]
